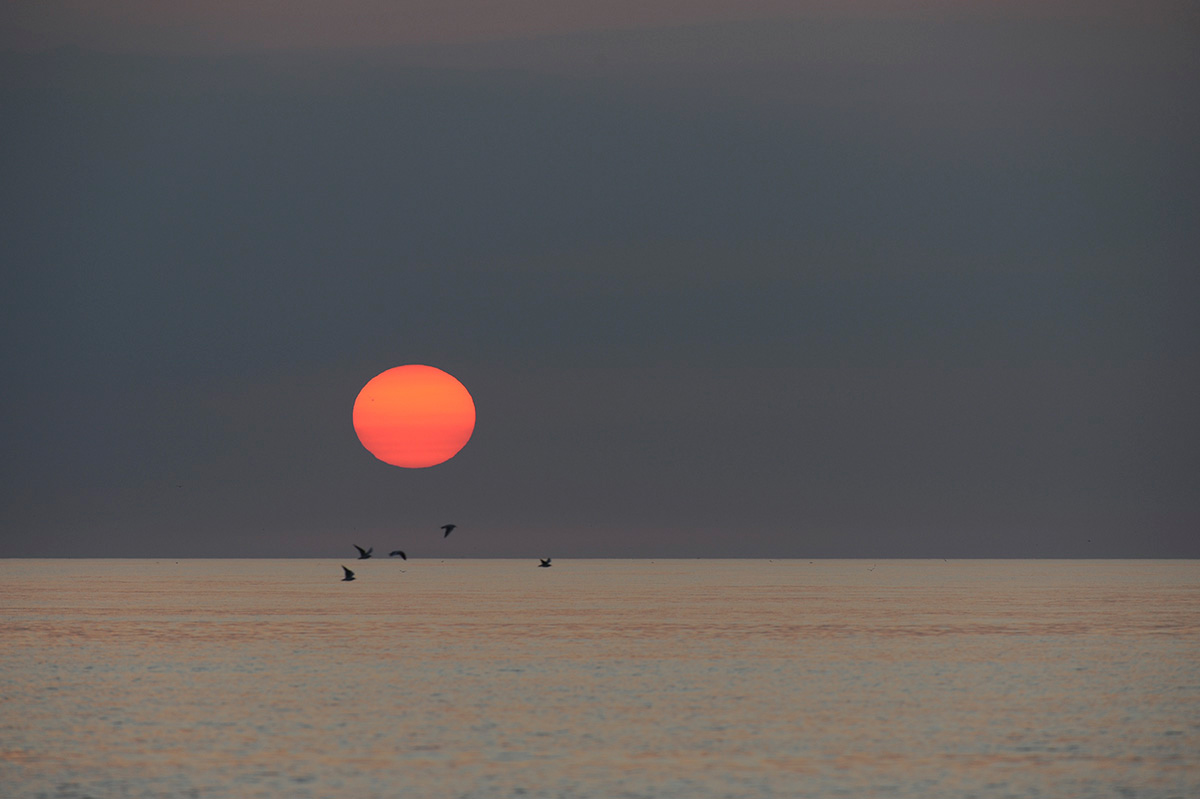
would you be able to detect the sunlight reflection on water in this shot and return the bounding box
[1,559,1197,798]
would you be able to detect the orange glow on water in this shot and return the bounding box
[352,365,475,468]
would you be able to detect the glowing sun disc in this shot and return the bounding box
[352,365,476,468]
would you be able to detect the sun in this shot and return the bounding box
[352,365,476,468]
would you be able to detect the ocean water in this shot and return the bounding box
[1,559,1197,799]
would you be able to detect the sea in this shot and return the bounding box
[1,559,1197,799]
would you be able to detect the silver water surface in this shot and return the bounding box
[2,559,1198,798]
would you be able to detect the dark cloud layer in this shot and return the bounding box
[2,13,1197,556]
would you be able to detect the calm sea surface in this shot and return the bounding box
[1,559,1197,798]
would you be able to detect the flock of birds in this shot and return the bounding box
[340,524,551,581]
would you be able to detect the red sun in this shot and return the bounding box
[352,365,476,468]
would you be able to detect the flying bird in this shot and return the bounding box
[341,566,356,582]
[354,545,373,559]
[538,558,552,568]
[389,550,407,560]
[441,524,456,538]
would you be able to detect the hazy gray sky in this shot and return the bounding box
[2,2,1197,557]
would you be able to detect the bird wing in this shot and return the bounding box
[354,545,367,556]
[342,566,354,578]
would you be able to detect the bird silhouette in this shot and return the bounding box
[538,558,552,568]
[354,545,373,559]
[341,566,356,582]
[389,550,407,560]
[441,524,456,538]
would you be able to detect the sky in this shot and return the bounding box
[1,1,1197,557]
